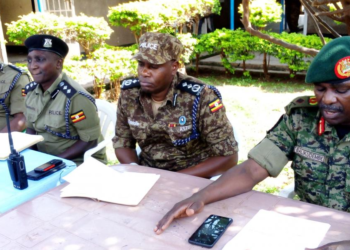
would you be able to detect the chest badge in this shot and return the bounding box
[179,116,186,125]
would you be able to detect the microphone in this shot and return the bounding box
[6,111,28,190]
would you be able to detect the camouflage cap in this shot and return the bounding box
[132,32,183,64]
[306,36,350,84]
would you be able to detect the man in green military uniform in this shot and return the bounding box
[0,62,31,132]
[154,36,350,236]
[113,32,238,178]
[24,34,105,164]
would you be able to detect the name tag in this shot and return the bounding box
[294,146,328,163]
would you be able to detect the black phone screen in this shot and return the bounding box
[188,214,233,248]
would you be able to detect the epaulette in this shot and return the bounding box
[121,78,140,90]
[8,64,24,73]
[177,80,205,96]
[285,96,318,115]
[58,80,77,99]
[24,81,38,94]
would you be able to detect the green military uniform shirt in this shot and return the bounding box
[0,64,31,130]
[249,96,350,212]
[113,72,238,171]
[24,72,105,164]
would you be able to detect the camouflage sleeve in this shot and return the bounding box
[70,94,101,142]
[248,113,297,177]
[9,74,31,115]
[112,92,136,149]
[198,87,238,156]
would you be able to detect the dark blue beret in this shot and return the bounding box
[25,34,69,58]
[306,36,350,84]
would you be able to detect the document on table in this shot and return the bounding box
[0,132,44,160]
[60,157,160,206]
[223,209,330,250]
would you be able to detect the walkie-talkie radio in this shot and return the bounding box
[6,111,28,190]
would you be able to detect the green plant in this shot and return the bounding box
[238,0,282,30]
[273,32,331,77]
[108,0,221,43]
[6,12,113,56]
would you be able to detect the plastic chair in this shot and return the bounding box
[84,99,117,161]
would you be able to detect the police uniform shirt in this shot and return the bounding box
[0,64,31,130]
[24,72,105,163]
[249,96,350,212]
[113,72,238,171]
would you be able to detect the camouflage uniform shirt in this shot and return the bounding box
[113,72,238,171]
[249,96,350,212]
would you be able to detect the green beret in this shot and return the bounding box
[306,36,350,84]
[25,34,69,58]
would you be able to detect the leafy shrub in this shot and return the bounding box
[6,12,113,56]
[238,0,282,29]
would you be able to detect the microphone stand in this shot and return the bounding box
[6,111,28,190]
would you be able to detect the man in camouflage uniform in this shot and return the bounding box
[154,36,350,236]
[113,32,238,178]
[0,62,31,132]
[24,34,105,164]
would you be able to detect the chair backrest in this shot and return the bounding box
[95,99,117,138]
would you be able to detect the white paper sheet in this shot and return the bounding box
[223,209,330,250]
[61,158,160,206]
[0,132,44,160]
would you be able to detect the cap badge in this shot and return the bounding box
[179,116,186,125]
[43,39,52,48]
[335,56,350,79]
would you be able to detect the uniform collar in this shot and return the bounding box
[34,72,64,95]
[316,110,350,141]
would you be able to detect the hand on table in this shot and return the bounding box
[305,240,350,250]
[154,193,205,235]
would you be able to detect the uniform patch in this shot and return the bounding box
[21,88,26,96]
[318,116,325,136]
[294,146,328,163]
[309,96,318,105]
[335,56,350,79]
[71,110,86,123]
[168,123,177,127]
[209,98,223,113]
[179,116,186,125]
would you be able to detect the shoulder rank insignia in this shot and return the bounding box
[285,96,318,115]
[24,81,38,94]
[177,80,205,96]
[58,80,77,99]
[71,110,86,123]
[121,78,140,90]
[209,98,223,113]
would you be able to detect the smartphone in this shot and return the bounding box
[188,214,233,248]
[27,162,66,180]
[34,159,63,173]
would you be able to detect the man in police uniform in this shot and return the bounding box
[154,36,350,236]
[113,32,238,178]
[0,62,31,132]
[24,34,105,164]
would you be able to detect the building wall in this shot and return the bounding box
[1,0,33,45]
[74,0,135,46]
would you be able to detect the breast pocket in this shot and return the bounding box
[129,119,148,140]
[44,110,66,132]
